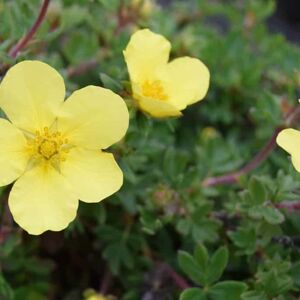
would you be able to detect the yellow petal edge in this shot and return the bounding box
[277,128,300,172]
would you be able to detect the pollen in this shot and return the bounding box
[141,80,168,101]
[27,127,70,162]
[39,140,58,159]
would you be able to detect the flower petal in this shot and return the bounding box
[162,57,210,109]
[61,147,123,203]
[291,155,300,172]
[124,29,171,83]
[9,165,78,235]
[277,128,300,172]
[136,96,182,118]
[276,128,300,155]
[0,61,65,132]
[58,86,129,149]
[0,119,28,186]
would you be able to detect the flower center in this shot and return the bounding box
[38,140,58,159]
[27,127,70,162]
[141,80,168,101]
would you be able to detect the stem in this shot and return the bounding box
[161,263,190,289]
[66,59,98,78]
[275,201,300,211]
[114,0,134,35]
[203,105,300,187]
[8,0,50,58]
[100,268,112,295]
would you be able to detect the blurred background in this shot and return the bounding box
[1,1,300,299]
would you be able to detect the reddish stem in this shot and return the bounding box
[203,105,300,187]
[66,59,98,78]
[8,0,50,58]
[100,268,112,295]
[275,201,300,211]
[162,263,190,289]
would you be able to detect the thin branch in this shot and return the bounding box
[275,201,300,211]
[100,267,112,295]
[114,0,138,35]
[8,0,50,58]
[66,59,98,78]
[161,263,190,290]
[203,105,300,187]
[114,0,126,35]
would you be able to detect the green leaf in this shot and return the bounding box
[229,226,256,255]
[264,274,293,297]
[180,288,207,300]
[178,251,205,285]
[163,148,189,182]
[261,206,284,224]
[291,262,300,287]
[0,273,14,300]
[102,242,134,275]
[62,29,98,64]
[177,219,191,235]
[209,281,247,300]
[0,233,21,257]
[191,218,221,243]
[140,209,162,235]
[206,246,229,285]
[194,244,209,272]
[248,206,264,219]
[100,73,122,92]
[241,291,268,300]
[96,0,119,10]
[249,176,266,205]
[60,5,89,30]
[14,287,46,300]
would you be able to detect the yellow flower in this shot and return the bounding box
[123,28,210,118]
[0,61,129,235]
[277,128,300,172]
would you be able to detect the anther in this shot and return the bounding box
[29,128,71,163]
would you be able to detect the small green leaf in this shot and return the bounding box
[140,209,162,235]
[63,29,98,64]
[0,233,21,257]
[0,273,14,300]
[102,242,134,275]
[261,206,284,224]
[248,206,264,219]
[100,73,122,92]
[178,251,205,285]
[180,288,207,300]
[264,274,293,297]
[177,219,191,235]
[291,261,300,287]
[209,281,247,300]
[241,291,268,300]
[60,5,89,30]
[249,176,266,205]
[191,218,221,243]
[194,244,209,272]
[206,246,229,285]
[229,226,256,255]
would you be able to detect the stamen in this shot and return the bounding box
[141,80,168,101]
[26,128,71,166]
